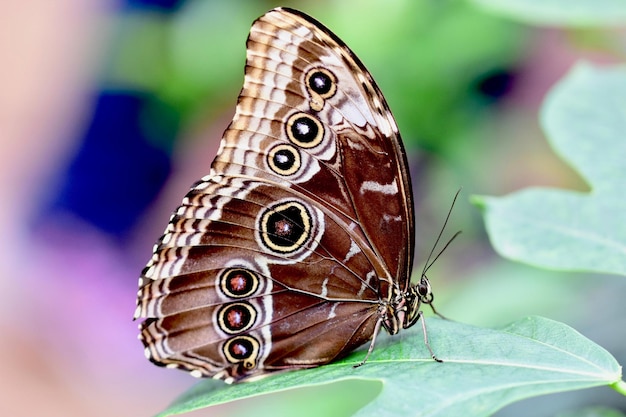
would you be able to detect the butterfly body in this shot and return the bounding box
[135,7,435,383]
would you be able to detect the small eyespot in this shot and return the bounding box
[286,113,324,148]
[217,302,257,334]
[267,144,301,176]
[219,268,260,299]
[306,68,337,99]
[223,335,260,368]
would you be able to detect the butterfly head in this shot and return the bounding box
[403,274,434,329]
[381,274,434,335]
[416,274,434,305]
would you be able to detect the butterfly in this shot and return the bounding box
[134,7,445,384]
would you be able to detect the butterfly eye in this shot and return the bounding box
[417,277,432,299]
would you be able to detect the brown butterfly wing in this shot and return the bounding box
[135,7,414,382]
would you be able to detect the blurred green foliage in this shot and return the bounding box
[104,0,527,155]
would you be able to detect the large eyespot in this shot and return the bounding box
[267,144,301,176]
[217,302,257,334]
[258,201,312,254]
[219,268,259,299]
[286,113,324,149]
[223,335,260,369]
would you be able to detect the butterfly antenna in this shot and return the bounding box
[421,189,461,277]
[423,230,461,276]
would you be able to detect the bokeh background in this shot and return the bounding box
[2,0,624,416]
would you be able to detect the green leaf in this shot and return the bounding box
[473,62,626,276]
[155,317,622,417]
[468,0,626,27]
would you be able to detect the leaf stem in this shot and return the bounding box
[610,379,626,396]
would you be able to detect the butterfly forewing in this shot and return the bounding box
[135,7,416,382]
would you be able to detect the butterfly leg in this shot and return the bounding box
[418,311,443,363]
[422,295,454,321]
[353,317,384,368]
